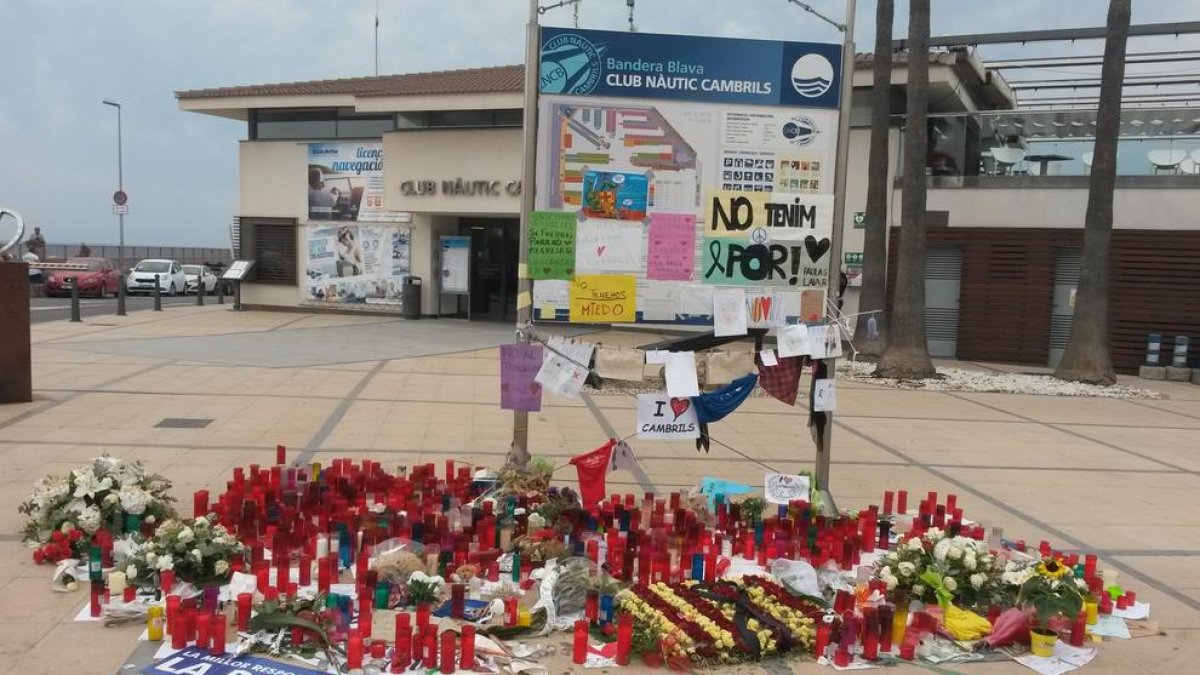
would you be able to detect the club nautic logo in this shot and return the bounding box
[781,115,818,145]
[791,53,834,98]
[541,33,605,95]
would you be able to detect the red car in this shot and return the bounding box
[44,258,122,298]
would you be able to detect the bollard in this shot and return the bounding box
[1172,336,1189,368]
[196,280,204,306]
[1145,333,1162,366]
[69,277,81,323]
[153,274,162,311]
[233,281,241,311]
[117,274,127,316]
[217,280,224,305]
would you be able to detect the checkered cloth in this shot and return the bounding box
[757,356,802,406]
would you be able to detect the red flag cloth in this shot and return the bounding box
[757,356,802,406]
[571,440,615,509]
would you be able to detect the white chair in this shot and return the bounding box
[1082,152,1094,170]
[1147,148,1188,174]
[1179,157,1200,175]
[991,147,1026,175]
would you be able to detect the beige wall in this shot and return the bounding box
[382,128,523,215]
[239,141,306,307]
[923,187,1200,230]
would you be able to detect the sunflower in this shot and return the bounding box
[1037,559,1071,579]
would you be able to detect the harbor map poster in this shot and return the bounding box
[533,27,841,325]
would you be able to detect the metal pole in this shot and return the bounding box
[816,0,856,516]
[69,277,81,322]
[103,100,128,317]
[153,274,162,311]
[510,0,540,468]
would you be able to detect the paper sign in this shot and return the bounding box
[647,213,696,281]
[575,220,643,273]
[535,336,594,399]
[595,347,645,382]
[697,477,755,507]
[823,324,843,358]
[539,304,557,319]
[745,291,782,329]
[637,279,678,321]
[529,211,576,279]
[760,349,779,367]
[800,289,825,323]
[143,649,329,675]
[764,472,811,505]
[713,288,748,337]
[664,351,701,397]
[679,285,715,318]
[500,343,544,412]
[569,275,637,323]
[701,236,830,288]
[645,350,668,365]
[812,379,836,412]
[1111,602,1150,620]
[704,190,834,241]
[1089,615,1131,639]
[1014,641,1097,675]
[777,323,810,357]
[636,393,700,440]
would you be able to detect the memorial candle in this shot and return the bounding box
[440,630,457,674]
[194,490,210,519]
[573,619,589,664]
[346,630,364,671]
[416,602,431,631]
[883,491,894,515]
[194,613,210,651]
[394,614,412,671]
[460,625,475,669]
[237,593,252,631]
[276,444,287,466]
[423,625,438,669]
[616,612,633,665]
[897,490,908,514]
[89,581,103,617]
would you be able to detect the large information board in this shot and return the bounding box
[531,27,842,326]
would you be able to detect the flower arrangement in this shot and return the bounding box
[406,570,445,605]
[874,527,1002,610]
[121,514,246,588]
[1008,557,1087,629]
[19,455,175,561]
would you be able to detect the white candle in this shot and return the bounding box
[108,571,126,595]
[315,534,329,559]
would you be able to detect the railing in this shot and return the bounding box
[41,244,232,269]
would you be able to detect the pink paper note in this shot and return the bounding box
[500,343,544,412]
[647,213,696,281]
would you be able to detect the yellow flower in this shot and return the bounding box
[1038,559,1071,579]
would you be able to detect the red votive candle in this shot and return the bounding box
[347,630,363,671]
[299,555,312,586]
[616,613,633,665]
[394,614,412,671]
[897,490,908,514]
[439,630,457,674]
[194,613,210,651]
[504,597,518,627]
[460,624,476,669]
[1126,591,1137,604]
[359,596,372,638]
[276,444,286,465]
[171,608,187,649]
[123,586,136,602]
[165,595,181,639]
[89,581,103,617]
[211,616,226,655]
[371,640,387,659]
[194,490,209,519]
[878,605,895,652]
[1069,610,1087,647]
[451,583,465,620]
[899,638,916,660]
[160,569,175,594]
[1084,554,1098,580]
[416,602,431,632]
[573,619,589,664]
[946,493,957,513]
[237,593,252,631]
[423,625,438,669]
[883,491,894,515]
[814,623,831,659]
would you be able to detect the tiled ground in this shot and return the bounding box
[1,304,1197,674]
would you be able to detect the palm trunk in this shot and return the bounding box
[876,0,935,379]
[851,0,894,358]
[1054,0,1129,385]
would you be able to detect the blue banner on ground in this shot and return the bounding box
[143,649,328,675]
[540,27,841,108]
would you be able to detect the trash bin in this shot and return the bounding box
[402,276,422,319]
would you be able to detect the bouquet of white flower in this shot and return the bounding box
[18,456,175,562]
[121,514,246,588]
[873,527,1004,611]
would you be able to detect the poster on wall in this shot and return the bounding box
[307,142,385,222]
[440,236,470,295]
[304,224,411,309]
[532,27,841,327]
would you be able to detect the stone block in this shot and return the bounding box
[1139,365,1167,381]
[1166,366,1193,382]
[0,262,32,403]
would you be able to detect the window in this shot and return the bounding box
[250,108,395,140]
[395,109,523,130]
[427,110,497,128]
[239,218,298,284]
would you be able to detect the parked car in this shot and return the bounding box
[127,259,187,296]
[44,258,121,298]
[182,264,218,295]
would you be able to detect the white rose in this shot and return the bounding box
[104,493,120,506]
[879,566,892,578]
[146,551,157,564]
[943,576,958,592]
[898,562,917,577]
[887,552,899,562]
[907,537,924,551]
[881,573,898,590]
[963,554,977,571]
[191,548,203,562]
[155,554,174,571]
[61,522,75,533]
[214,560,229,575]
[194,517,208,527]
[924,528,944,542]
[970,573,987,590]
[176,527,194,544]
[145,515,156,524]
[126,564,139,579]
[933,539,952,562]
[947,546,964,561]
[912,584,926,596]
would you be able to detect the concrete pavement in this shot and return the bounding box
[1,304,1197,674]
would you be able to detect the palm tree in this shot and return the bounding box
[852,0,894,358]
[876,0,935,379]
[1054,0,1130,385]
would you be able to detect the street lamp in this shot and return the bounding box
[102,99,126,316]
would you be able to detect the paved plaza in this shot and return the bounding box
[1,304,1197,674]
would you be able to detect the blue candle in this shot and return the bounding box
[691,552,704,581]
[600,595,614,625]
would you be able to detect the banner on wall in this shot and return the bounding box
[306,142,386,222]
[532,27,841,326]
[304,224,411,309]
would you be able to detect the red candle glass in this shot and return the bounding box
[460,625,476,670]
[573,619,589,665]
[439,630,457,674]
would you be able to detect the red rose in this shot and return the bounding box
[69,529,83,541]
[33,549,45,563]
[51,531,65,543]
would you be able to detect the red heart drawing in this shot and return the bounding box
[597,245,607,257]
[669,397,690,420]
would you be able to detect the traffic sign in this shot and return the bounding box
[113,190,128,206]
[113,204,128,215]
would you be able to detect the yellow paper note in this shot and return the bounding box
[516,291,532,309]
[539,304,557,320]
[569,275,637,323]
[517,263,529,279]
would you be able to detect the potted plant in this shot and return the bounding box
[1014,558,1084,657]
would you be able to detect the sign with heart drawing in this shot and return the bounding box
[636,392,700,440]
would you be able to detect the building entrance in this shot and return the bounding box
[459,217,518,322]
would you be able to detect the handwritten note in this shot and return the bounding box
[764,473,811,505]
[575,220,643,273]
[812,379,836,412]
[569,275,637,323]
[500,343,544,412]
[647,213,696,281]
[664,351,701,397]
[777,324,810,357]
[713,288,748,337]
[529,211,576,280]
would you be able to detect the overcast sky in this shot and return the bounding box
[1,0,1195,247]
